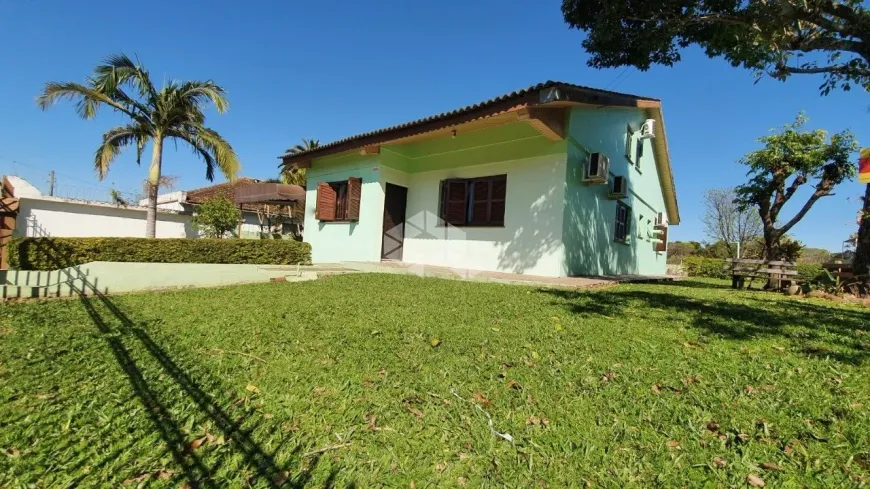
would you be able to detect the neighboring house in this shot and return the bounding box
[5,176,299,240]
[281,81,679,277]
[144,178,301,239]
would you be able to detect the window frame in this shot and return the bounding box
[438,174,507,227]
[614,201,631,243]
[635,136,644,169]
[327,180,350,221]
[625,125,635,164]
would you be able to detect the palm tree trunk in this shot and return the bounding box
[145,137,163,238]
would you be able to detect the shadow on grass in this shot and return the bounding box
[540,285,870,366]
[28,239,342,488]
[659,279,734,290]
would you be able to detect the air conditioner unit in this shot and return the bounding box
[640,119,656,140]
[583,152,609,184]
[607,175,627,199]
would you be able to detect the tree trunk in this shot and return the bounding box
[145,137,163,238]
[762,229,778,261]
[852,184,870,281]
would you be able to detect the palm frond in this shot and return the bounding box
[37,82,140,120]
[285,138,320,155]
[177,81,230,113]
[167,124,240,182]
[94,125,151,180]
[92,53,158,105]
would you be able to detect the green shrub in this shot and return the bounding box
[795,263,825,283]
[681,256,730,279]
[8,237,311,271]
[680,256,826,283]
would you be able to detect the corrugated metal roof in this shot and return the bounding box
[280,81,660,159]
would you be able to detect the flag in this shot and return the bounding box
[860,148,870,183]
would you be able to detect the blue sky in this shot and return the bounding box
[0,0,865,251]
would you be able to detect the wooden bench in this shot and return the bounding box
[724,258,799,290]
[822,262,854,281]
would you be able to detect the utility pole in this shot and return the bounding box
[48,170,55,196]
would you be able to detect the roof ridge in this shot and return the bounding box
[280,81,660,160]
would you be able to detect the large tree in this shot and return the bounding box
[561,0,870,94]
[37,54,240,238]
[702,187,763,258]
[734,114,858,260]
[562,0,870,274]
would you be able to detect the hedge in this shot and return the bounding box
[8,237,312,271]
[681,256,826,283]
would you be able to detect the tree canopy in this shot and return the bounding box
[562,0,870,94]
[37,54,239,237]
[734,113,857,258]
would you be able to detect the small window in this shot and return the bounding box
[625,125,634,163]
[615,201,631,242]
[316,177,362,222]
[438,174,506,227]
[635,137,644,167]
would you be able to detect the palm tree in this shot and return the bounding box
[37,54,240,238]
[280,138,319,187]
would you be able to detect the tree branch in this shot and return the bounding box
[770,174,807,218]
[776,63,869,75]
[777,190,834,235]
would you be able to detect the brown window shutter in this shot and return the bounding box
[443,179,468,226]
[315,182,336,221]
[347,177,362,221]
[654,224,668,252]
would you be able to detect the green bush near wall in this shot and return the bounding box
[681,257,730,279]
[8,237,312,271]
[681,256,825,283]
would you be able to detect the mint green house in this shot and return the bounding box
[281,82,679,277]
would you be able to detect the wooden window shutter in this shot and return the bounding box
[347,177,362,221]
[315,182,336,221]
[443,179,468,226]
[654,224,668,252]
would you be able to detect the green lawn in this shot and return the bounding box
[1,275,869,488]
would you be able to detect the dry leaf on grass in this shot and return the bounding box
[652,384,662,394]
[760,462,783,471]
[407,407,424,420]
[2,447,20,457]
[430,338,441,347]
[712,457,727,469]
[273,471,290,486]
[665,440,681,449]
[188,436,208,451]
[747,474,765,487]
[471,392,492,408]
[436,461,448,473]
[507,380,522,390]
[681,375,700,385]
[246,384,260,393]
[706,421,721,432]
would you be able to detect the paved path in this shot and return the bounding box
[311,261,675,289]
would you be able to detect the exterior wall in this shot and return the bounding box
[16,198,194,239]
[304,123,567,276]
[562,107,669,276]
[302,113,672,277]
[386,154,567,276]
[302,155,384,263]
